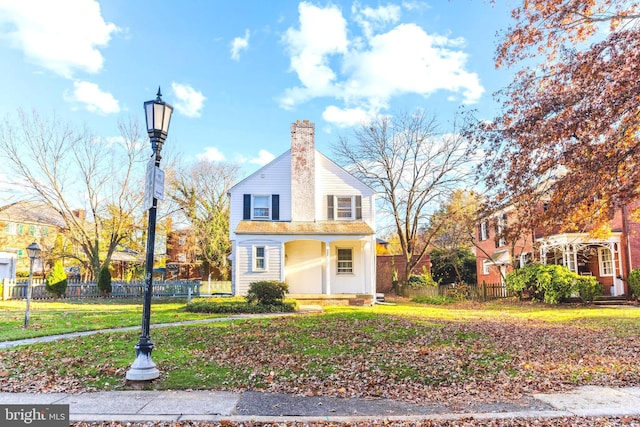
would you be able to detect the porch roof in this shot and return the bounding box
[235,220,374,235]
[537,232,622,248]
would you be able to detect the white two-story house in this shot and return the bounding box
[228,120,377,303]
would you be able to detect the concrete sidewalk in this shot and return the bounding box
[1,386,640,423]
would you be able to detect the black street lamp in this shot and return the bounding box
[126,88,173,381]
[24,241,41,328]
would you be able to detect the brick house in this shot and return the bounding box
[166,228,201,280]
[475,203,640,296]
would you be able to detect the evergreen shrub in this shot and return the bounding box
[628,269,640,299]
[246,280,288,305]
[98,265,112,296]
[186,298,296,314]
[45,260,68,298]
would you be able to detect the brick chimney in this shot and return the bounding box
[290,120,315,221]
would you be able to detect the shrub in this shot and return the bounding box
[186,297,296,314]
[407,274,426,287]
[246,280,288,305]
[45,260,68,298]
[406,269,438,288]
[444,282,472,301]
[506,264,578,304]
[98,265,112,296]
[412,295,456,305]
[628,269,640,299]
[575,275,603,304]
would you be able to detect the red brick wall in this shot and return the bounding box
[475,214,534,284]
[376,254,431,293]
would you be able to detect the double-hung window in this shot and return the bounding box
[336,197,353,219]
[337,248,353,274]
[482,260,491,275]
[254,246,267,271]
[598,247,614,276]
[327,195,362,220]
[4,222,17,235]
[479,220,489,241]
[496,214,507,247]
[253,196,270,219]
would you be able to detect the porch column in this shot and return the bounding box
[325,242,331,295]
[612,242,624,296]
[540,245,547,265]
[280,242,286,282]
[361,240,368,294]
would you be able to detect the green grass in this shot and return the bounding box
[0,298,224,341]
[1,299,640,402]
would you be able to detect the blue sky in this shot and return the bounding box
[0,0,514,185]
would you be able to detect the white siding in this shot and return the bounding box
[315,154,375,225]
[228,145,376,297]
[235,239,282,295]
[229,152,292,240]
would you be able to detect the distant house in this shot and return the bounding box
[475,202,640,296]
[166,228,202,280]
[228,120,377,302]
[0,201,65,278]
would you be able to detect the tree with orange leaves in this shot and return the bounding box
[470,1,640,235]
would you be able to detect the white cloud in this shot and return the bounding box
[353,3,401,39]
[343,24,483,104]
[171,82,206,118]
[65,81,120,114]
[279,2,484,118]
[197,147,225,162]
[280,1,349,108]
[0,0,119,78]
[322,105,371,128]
[231,30,250,61]
[249,149,275,166]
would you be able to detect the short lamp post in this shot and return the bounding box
[126,88,173,381]
[24,241,41,328]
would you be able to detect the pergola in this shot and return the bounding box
[538,232,624,296]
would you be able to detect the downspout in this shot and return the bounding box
[622,205,632,295]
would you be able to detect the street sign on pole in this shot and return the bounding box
[144,156,165,210]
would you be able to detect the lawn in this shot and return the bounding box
[0,298,224,341]
[1,299,640,410]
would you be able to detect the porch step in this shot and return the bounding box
[592,295,630,306]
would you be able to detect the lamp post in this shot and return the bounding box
[126,88,173,381]
[24,241,41,328]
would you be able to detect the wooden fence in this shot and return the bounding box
[1,277,201,300]
[398,282,513,302]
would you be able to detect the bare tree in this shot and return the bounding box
[168,160,240,280]
[334,111,479,283]
[0,110,148,279]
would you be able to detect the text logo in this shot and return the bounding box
[1,405,69,427]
